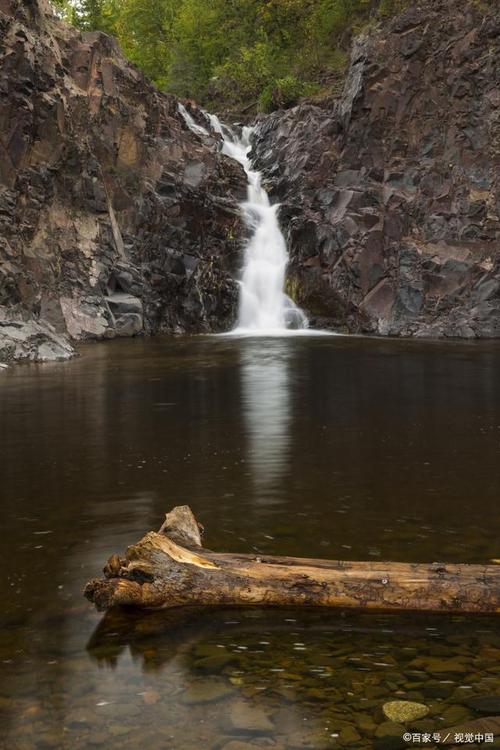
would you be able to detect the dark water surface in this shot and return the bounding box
[1,334,499,749]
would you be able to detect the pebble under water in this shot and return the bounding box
[1,334,499,749]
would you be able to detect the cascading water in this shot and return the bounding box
[177,103,210,137]
[216,120,308,333]
[177,103,307,333]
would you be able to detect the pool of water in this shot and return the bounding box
[1,334,499,749]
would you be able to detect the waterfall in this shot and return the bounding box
[177,102,307,333]
[177,103,209,137]
[214,119,308,333]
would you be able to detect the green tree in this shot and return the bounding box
[50,0,73,19]
[51,0,410,110]
[114,0,177,88]
[69,0,118,34]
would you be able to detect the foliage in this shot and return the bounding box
[113,0,176,87]
[50,0,72,18]
[50,0,409,110]
[259,76,319,112]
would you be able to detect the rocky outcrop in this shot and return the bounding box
[252,0,500,337]
[0,0,245,363]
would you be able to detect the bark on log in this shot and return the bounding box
[84,506,500,614]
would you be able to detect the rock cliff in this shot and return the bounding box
[0,0,245,363]
[253,0,500,337]
[2,0,500,363]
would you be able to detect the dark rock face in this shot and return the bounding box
[0,0,245,363]
[252,0,500,337]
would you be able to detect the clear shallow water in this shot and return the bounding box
[0,335,499,749]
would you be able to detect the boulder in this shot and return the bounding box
[0,318,74,363]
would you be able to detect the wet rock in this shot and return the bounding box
[439,716,500,745]
[107,294,143,317]
[193,644,229,659]
[195,653,236,671]
[227,699,274,734]
[108,724,133,736]
[220,741,283,750]
[182,679,234,705]
[374,721,407,750]
[0,318,75,364]
[355,713,377,733]
[338,724,362,745]
[439,704,472,726]
[423,682,455,700]
[141,689,160,705]
[409,657,469,675]
[382,701,429,723]
[466,695,500,714]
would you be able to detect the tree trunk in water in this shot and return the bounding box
[84,506,500,614]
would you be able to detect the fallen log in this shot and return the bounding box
[84,506,500,614]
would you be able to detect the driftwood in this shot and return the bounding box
[84,506,500,614]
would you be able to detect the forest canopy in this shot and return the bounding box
[51,0,408,111]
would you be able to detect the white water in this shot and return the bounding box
[177,103,209,137]
[177,103,308,334]
[214,117,308,333]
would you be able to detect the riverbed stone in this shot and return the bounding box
[438,704,471,726]
[408,657,469,675]
[338,724,362,745]
[355,713,377,733]
[182,679,234,705]
[227,700,274,734]
[439,716,500,745]
[194,652,236,671]
[374,721,407,750]
[220,741,284,750]
[466,695,500,714]
[382,701,430,723]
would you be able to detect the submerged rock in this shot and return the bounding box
[409,656,469,675]
[182,678,234,705]
[439,715,500,745]
[0,0,246,364]
[252,0,500,338]
[227,699,274,734]
[466,695,500,714]
[382,700,430,723]
[374,720,407,750]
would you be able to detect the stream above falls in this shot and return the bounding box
[1,334,499,749]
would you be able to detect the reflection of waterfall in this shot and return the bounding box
[240,340,292,498]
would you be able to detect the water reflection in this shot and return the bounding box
[240,339,293,500]
[2,335,500,749]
